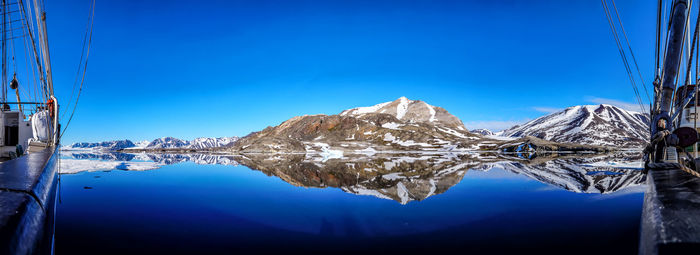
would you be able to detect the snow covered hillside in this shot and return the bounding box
[500,104,649,148]
[188,137,239,149]
[340,96,467,130]
[233,97,480,153]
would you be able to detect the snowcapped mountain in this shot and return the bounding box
[500,104,649,148]
[146,137,190,149]
[188,137,239,149]
[66,140,136,151]
[232,97,479,153]
[68,137,240,151]
[144,136,240,149]
[470,128,495,136]
[340,96,467,130]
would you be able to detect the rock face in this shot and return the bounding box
[340,96,466,130]
[231,97,480,153]
[500,104,649,148]
[470,129,495,136]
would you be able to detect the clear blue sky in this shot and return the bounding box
[47,0,658,144]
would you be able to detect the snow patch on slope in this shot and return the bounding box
[340,102,391,116]
[396,96,410,120]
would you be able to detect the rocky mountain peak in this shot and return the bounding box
[232,97,480,153]
[146,137,190,149]
[189,137,240,149]
[470,129,495,136]
[67,137,242,151]
[339,97,466,130]
[500,104,649,148]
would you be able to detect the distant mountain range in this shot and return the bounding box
[68,140,137,151]
[65,136,240,151]
[66,99,650,152]
[470,128,495,136]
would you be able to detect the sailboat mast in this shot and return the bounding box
[33,0,52,96]
[2,0,6,104]
[40,12,52,96]
[658,0,689,124]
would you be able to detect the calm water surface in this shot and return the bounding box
[55,152,645,254]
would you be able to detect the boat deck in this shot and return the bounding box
[641,168,700,254]
[0,147,58,254]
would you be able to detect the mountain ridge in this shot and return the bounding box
[65,136,240,151]
[499,104,649,148]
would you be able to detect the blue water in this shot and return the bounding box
[55,158,645,254]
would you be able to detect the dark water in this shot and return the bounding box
[54,152,645,254]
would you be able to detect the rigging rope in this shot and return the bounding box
[657,0,663,75]
[17,0,49,102]
[601,0,648,116]
[696,23,699,80]
[675,3,700,124]
[682,5,700,91]
[61,0,93,119]
[59,0,94,139]
[611,0,652,103]
[688,12,699,155]
[693,40,700,155]
[8,5,15,77]
[15,7,43,113]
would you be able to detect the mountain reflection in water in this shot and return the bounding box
[61,151,645,204]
